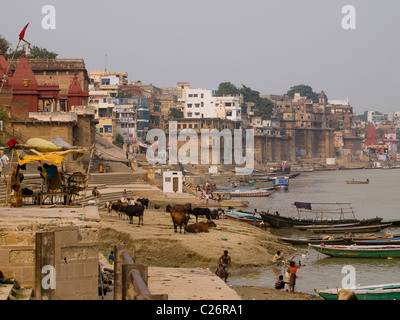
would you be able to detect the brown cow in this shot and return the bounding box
[185,220,217,233]
[171,211,190,234]
[107,201,128,220]
[338,289,358,300]
[167,203,192,214]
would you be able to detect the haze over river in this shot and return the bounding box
[229,168,400,295]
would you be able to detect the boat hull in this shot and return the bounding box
[309,223,392,234]
[310,244,400,258]
[279,237,346,245]
[316,283,400,300]
[351,238,400,245]
[259,211,383,228]
[346,180,369,184]
[229,189,275,197]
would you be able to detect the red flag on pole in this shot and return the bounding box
[19,23,29,40]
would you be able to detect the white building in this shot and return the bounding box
[367,110,387,124]
[184,88,241,121]
[328,97,350,106]
[163,171,183,193]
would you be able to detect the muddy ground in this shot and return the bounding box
[98,206,319,300]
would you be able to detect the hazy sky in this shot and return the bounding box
[1,0,399,114]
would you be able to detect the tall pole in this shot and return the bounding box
[0,39,21,95]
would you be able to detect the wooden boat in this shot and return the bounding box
[259,202,383,228]
[342,233,400,244]
[350,237,400,245]
[294,222,361,231]
[271,176,289,190]
[382,219,400,226]
[217,183,257,191]
[225,209,263,226]
[229,188,275,197]
[346,179,369,184]
[309,244,400,258]
[315,283,400,300]
[279,236,346,245]
[292,168,313,172]
[309,223,392,234]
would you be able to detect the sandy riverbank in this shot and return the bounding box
[98,206,318,300]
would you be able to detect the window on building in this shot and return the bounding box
[195,104,200,108]
[183,124,187,128]
[226,111,232,116]
[187,104,192,108]
[187,113,192,117]
[225,102,232,107]
[201,93,204,98]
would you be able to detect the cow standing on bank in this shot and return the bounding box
[119,204,145,225]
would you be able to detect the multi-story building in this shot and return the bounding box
[89,91,116,143]
[112,97,150,142]
[89,71,129,97]
[184,88,242,122]
[115,104,136,142]
[367,111,387,125]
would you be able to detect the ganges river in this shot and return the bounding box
[228,168,400,295]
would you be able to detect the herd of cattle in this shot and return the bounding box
[104,198,222,234]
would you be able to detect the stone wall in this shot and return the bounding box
[11,121,74,145]
[0,206,100,300]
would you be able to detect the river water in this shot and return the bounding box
[228,168,400,295]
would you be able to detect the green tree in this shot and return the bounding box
[216,82,273,116]
[0,36,12,56]
[287,84,320,102]
[0,36,58,59]
[215,82,240,96]
[27,45,58,59]
[168,107,184,119]
[0,107,9,122]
